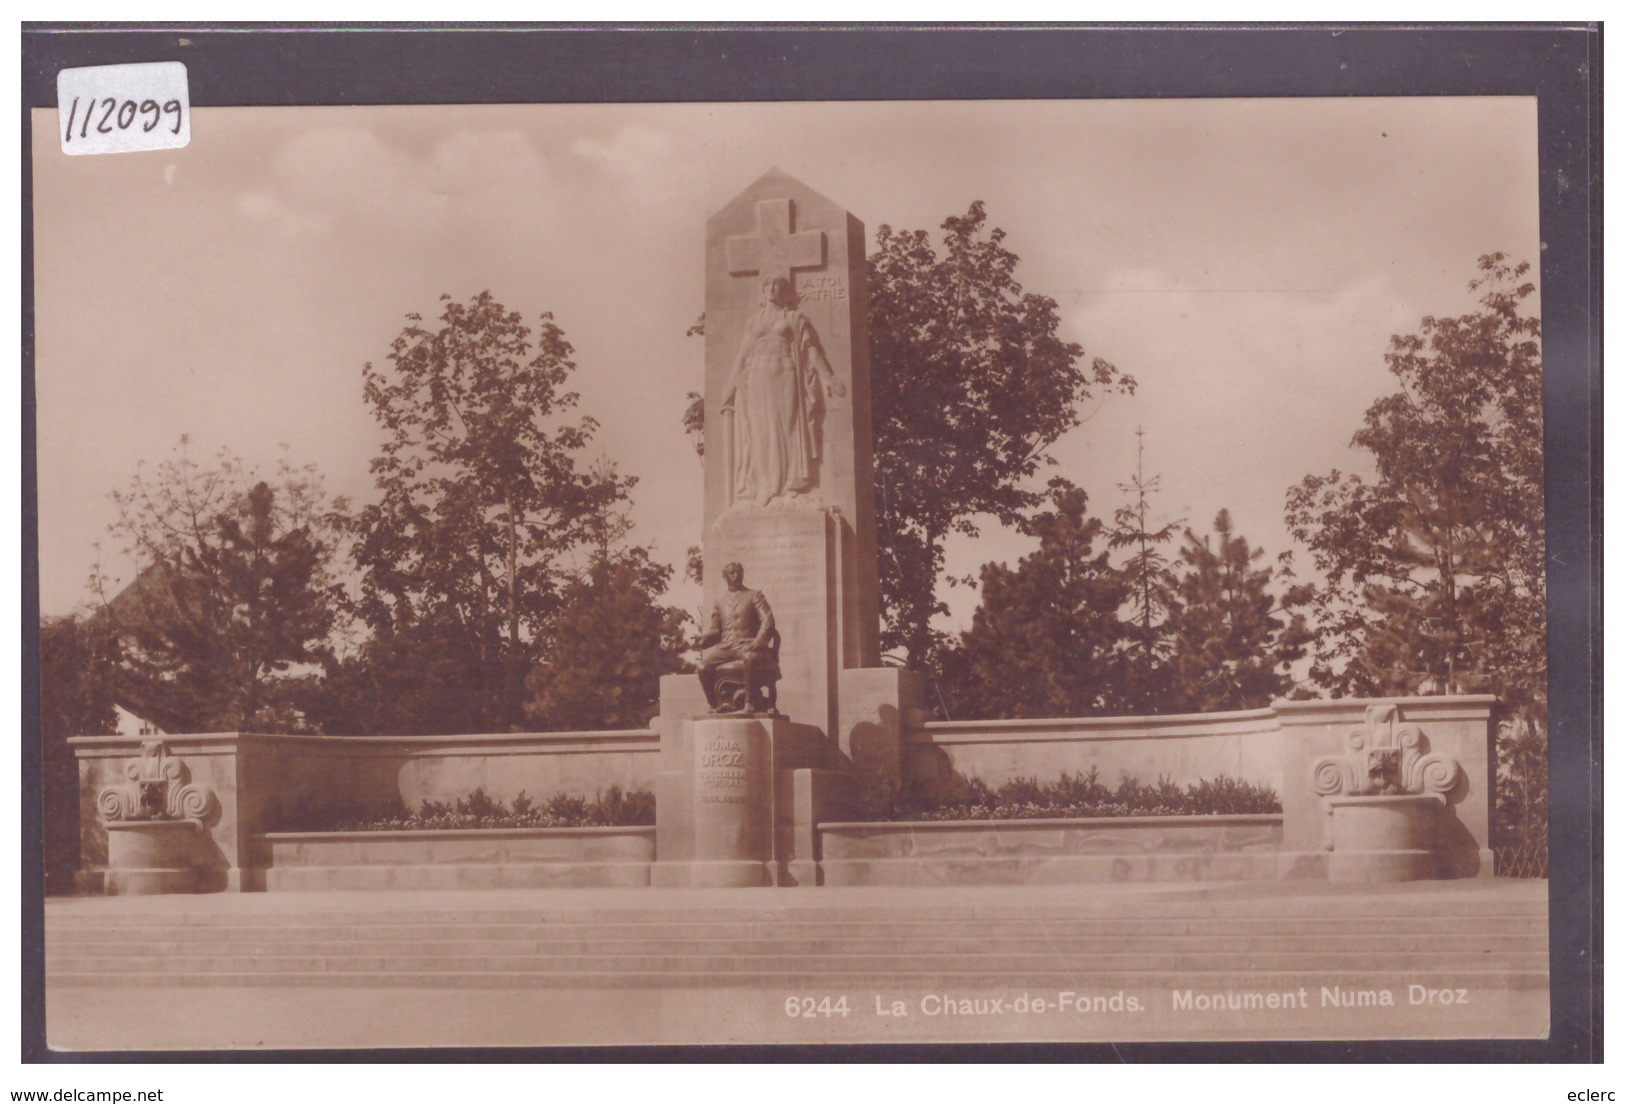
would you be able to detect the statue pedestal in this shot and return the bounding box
[651,708,862,888]
[653,716,780,888]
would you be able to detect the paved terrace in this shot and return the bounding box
[42,879,1549,1051]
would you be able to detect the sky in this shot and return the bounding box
[31,98,1541,636]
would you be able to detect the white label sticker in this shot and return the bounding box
[57,62,190,156]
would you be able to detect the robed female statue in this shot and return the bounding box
[720,275,846,506]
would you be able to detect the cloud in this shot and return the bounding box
[428,129,549,199]
[571,121,688,207]
[235,126,551,239]
[235,186,330,236]
[274,127,416,210]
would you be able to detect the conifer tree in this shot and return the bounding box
[942,485,1130,719]
[1107,428,1182,711]
[522,545,691,731]
[1163,509,1313,713]
[522,480,691,731]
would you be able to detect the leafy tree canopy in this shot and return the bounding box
[40,614,120,747]
[351,291,632,731]
[870,202,1134,668]
[93,441,344,732]
[1285,254,1544,728]
[523,543,692,731]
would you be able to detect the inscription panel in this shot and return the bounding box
[797,274,848,302]
[722,530,825,623]
[698,735,748,805]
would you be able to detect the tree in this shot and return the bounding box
[523,476,691,730]
[869,202,1134,668]
[1284,254,1544,721]
[39,614,120,746]
[939,485,1130,720]
[1107,427,1183,710]
[523,544,692,730]
[682,392,706,460]
[352,291,631,732]
[1494,714,1548,874]
[39,614,120,890]
[1284,254,1545,864]
[1162,509,1313,713]
[93,441,344,732]
[295,619,488,737]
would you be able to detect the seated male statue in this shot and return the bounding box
[698,561,778,714]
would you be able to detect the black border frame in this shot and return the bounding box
[19,22,1602,1064]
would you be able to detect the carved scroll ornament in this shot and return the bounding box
[97,740,213,822]
[1310,705,1462,801]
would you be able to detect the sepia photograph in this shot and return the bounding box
[24,26,1592,1062]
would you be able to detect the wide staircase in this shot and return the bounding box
[46,882,1548,993]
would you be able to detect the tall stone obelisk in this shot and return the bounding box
[653,170,921,887]
[700,168,882,736]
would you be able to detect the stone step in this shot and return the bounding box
[43,894,1547,928]
[44,912,1548,940]
[47,948,1551,974]
[45,967,1552,991]
[43,924,1549,951]
[44,932,1549,957]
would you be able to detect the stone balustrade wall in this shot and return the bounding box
[901,708,1286,803]
[69,695,1497,891]
[898,695,1497,878]
[70,729,658,892]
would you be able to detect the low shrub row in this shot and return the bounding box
[889,768,1281,822]
[317,786,656,832]
[293,770,1276,832]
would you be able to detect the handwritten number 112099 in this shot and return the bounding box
[62,95,182,144]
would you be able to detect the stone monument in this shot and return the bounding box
[704,169,882,735]
[653,169,924,887]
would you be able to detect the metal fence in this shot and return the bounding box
[1493,839,1549,879]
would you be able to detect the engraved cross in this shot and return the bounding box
[726,198,824,288]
